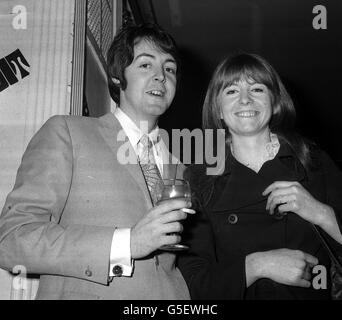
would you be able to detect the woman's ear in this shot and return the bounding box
[273,104,280,115]
[219,108,224,119]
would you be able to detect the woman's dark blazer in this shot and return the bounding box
[178,142,342,300]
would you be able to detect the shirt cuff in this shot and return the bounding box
[109,228,133,277]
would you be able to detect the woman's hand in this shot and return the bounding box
[262,181,331,226]
[263,180,342,248]
[246,249,318,288]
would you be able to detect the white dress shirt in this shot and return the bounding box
[109,107,165,277]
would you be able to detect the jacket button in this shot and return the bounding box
[112,265,123,277]
[273,207,286,220]
[228,214,238,224]
[274,212,285,220]
[85,267,92,277]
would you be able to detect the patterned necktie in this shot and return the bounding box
[138,135,163,205]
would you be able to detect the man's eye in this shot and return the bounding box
[165,67,176,74]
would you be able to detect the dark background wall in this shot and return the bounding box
[140,0,342,167]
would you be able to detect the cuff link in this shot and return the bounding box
[112,265,123,277]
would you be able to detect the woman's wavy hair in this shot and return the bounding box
[107,23,180,104]
[202,52,312,170]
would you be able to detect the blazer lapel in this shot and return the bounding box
[97,113,153,208]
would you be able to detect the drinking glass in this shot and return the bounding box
[156,179,191,251]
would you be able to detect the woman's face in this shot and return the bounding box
[218,77,273,138]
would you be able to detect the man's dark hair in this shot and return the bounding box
[107,23,180,104]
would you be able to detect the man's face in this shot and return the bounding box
[119,38,177,129]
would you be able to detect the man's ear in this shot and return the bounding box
[112,77,121,87]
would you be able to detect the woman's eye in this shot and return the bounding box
[251,87,265,93]
[226,89,237,95]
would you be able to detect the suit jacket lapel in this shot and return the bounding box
[97,113,153,208]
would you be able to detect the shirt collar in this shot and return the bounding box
[221,135,296,176]
[114,107,160,152]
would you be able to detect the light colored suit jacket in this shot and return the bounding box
[0,113,190,300]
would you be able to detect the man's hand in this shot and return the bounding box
[246,249,319,288]
[131,198,193,259]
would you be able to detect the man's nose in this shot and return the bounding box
[153,67,166,83]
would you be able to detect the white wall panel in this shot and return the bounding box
[0,0,75,299]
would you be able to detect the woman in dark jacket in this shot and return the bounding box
[178,53,342,299]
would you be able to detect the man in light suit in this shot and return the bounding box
[0,23,192,299]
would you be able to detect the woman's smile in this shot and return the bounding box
[234,110,260,118]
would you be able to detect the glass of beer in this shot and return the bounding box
[156,179,191,251]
